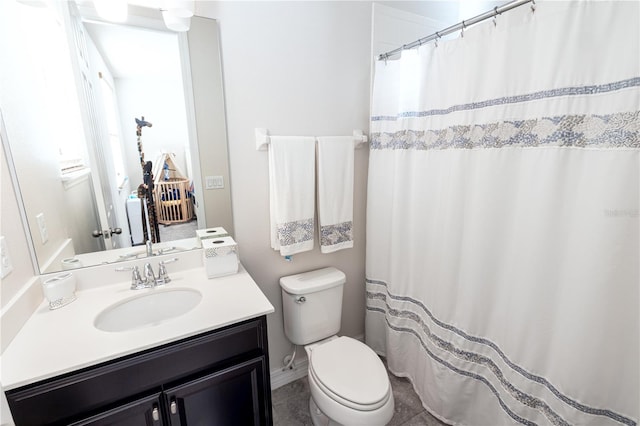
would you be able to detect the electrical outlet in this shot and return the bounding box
[0,236,13,279]
[205,175,224,190]
[36,213,48,244]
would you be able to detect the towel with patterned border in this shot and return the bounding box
[317,136,354,253]
[269,136,316,256]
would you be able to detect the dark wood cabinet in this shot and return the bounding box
[6,316,272,426]
[71,393,165,426]
[166,356,267,426]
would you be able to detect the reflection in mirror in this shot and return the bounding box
[0,1,233,274]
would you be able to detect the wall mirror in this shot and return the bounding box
[0,0,233,275]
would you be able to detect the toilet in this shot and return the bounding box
[280,267,394,426]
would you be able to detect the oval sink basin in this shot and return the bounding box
[95,288,202,332]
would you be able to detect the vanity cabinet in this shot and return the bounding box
[72,393,164,425]
[5,316,272,426]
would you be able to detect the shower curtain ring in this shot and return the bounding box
[531,0,536,13]
[461,20,466,38]
[435,31,441,47]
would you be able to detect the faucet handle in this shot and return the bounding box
[143,263,156,285]
[157,258,179,285]
[116,266,145,290]
[131,266,144,289]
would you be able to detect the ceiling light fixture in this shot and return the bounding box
[165,0,194,18]
[93,0,127,23]
[162,9,191,32]
[15,0,49,7]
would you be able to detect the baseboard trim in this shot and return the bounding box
[270,359,308,390]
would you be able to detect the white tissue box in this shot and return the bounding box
[202,236,239,278]
[196,227,229,245]
[41,273,77,310]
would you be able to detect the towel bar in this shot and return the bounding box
[255,128,368,151]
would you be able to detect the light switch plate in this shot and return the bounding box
[36,213,48,244]
[0,236,13,279]
[205,175,224,190]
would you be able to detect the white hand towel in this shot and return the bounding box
[317,136,354,253]
[269,136,316,256]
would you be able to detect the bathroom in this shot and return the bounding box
[1,0,638,425]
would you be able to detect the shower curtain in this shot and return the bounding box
[366,2,639,425]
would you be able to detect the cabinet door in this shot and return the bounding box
[70,393,165,426]
[165,356,271,426]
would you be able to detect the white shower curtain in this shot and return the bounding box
[366,2,639,425]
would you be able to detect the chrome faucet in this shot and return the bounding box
[116,258,178,290]
[116,265,147,290]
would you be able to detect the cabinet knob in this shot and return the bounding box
[170,400,178,415]
[152,406,160,422]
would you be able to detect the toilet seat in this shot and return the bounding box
[309,336,390,411]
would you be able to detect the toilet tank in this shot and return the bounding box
[280,267,346,345]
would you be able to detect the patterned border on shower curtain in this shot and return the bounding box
[366,278,637,426]
[371,111,640,151]
[371,77,640,122]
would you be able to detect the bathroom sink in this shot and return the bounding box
[94,288,202,332]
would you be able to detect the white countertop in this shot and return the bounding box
[1,263,274,390]
[73,237,201,266]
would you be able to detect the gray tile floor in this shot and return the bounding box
[271,368,447,425]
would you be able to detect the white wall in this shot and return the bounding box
[0,1,85,270]
[0,141,41,350]
[185,18,234,234]
[196,1,373,373]
[0,147,32,306]
[372,3,444,59]
[116,75,191,187]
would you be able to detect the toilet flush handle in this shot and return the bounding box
[295,296,306,304]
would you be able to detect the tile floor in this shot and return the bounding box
[271,369,447,425]
[158,218,198,242]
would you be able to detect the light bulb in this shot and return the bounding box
[165,0,194,18]
[93,0,127,23]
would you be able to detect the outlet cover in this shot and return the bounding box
[0,236,13,279]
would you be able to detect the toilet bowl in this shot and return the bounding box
[279,268,394,425]
[305,336,394,426]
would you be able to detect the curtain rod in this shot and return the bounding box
[377,0,534,61]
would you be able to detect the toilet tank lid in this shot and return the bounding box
[279,267,346,295]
